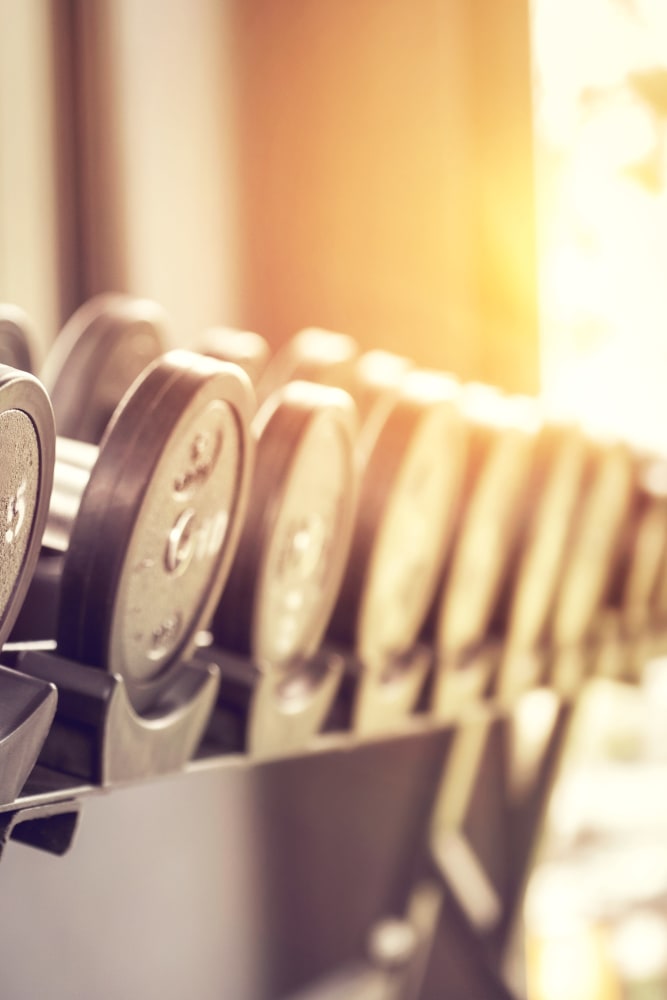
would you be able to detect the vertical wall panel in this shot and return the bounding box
[0,0,62,359]
[230,0,539,389]
[76,0,241,344]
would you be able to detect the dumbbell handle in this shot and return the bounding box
[43,438,98,552]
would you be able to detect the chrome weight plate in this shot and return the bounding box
[0,367,55,645]
[340,349,415,463]
[57,351,255,712]
[200,327,271,386]
[436,387,540,656]
[493,417,590,699]
[247,652,345,755]
[651,470,667,627]
[255,327,359,403]
[502,418,590,650]
[211,380,358,664]
[549,435,638,647]
[350,646,433,734]
[200,644,345,755]
[0,305,35,372]
[608,455,667,633]
[329,370,466,671]
[41,293,168,444]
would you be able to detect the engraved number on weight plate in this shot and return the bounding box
[5,480,26,545]
[173,429,222,498]
[164,508,229,576]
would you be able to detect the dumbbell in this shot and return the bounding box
[41,293,168,444]
[16,350,255,714]
[202,326,468,733]
[335,348,416,458]
[198,327,438,739]
[0,305,35,372]
[211,380,358,663]
[606,454,667,634]
[487,408,590,699]
[199,378,359,753]
[254,326,359,404]
[324,358,467,731]
[257,336,464,732]
[198,326,363,750]
[0,363,57,801]
[433,386,542,657]
[0,365,54,645]
[49,311,355,671]
[41,308,356,747]
[206,329,465,729]
[588,452,667,683]
[499,415,589,653]
[200,327,271,386]
[652,490,667,633]
[548,432,638,651]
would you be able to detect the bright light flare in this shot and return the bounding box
[533,0,667,453]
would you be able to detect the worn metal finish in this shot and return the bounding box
[43,440,96,553]
[0,367,55,647]
[350,645,433,735]
[608,456,667,633]
[200,326,271,386]
[212,381,357,664]
[55,351,255,712]
[17,650,220,785]
[436,389,540,658]
[346,350,415,462]
[202,645,345,756]
[501,420,589,652]
[255,327,359,403]
[0,411,40,618]
[41,293,168,444]
[330,371,466,672]
[0,305,34,372]
[550,437,638,647]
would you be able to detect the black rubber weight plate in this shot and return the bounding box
[57,351,255,713]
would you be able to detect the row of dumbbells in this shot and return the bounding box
[0,295,664,770]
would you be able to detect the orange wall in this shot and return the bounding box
[230,0,539,390]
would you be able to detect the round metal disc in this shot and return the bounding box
[504,420,590,650]
[346,350,415,462]
[329,372,466,670]
[41,293,168,444]
[255,327,359,404]
[651,476,667,625]
[436,391,540,655]
[200,327,271,387]
[628,504,667,625]
[0,366,55,646]
[351,646,432,734]
[57,351,255,712]
[0,305,35,373]
[212,380,358,664]
[550,438,637,647]
[610,458,667,631]
[247,651,344,755]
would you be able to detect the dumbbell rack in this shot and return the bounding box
[0,622,654,999]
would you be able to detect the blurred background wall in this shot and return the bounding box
[0,0,61,354]
[0,0,539,389]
